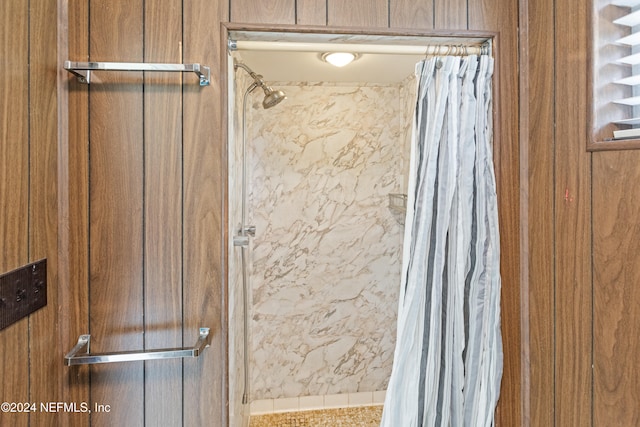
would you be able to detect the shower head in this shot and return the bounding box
[261,86,286,109]
[235,62,287,109]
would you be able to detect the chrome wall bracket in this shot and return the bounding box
[233,225,256,247]
[233,235,250,247]
[64,61,211,86]
[64,327,210,366]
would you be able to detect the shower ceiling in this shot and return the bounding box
[234,49,423,84]
[229,30,491,85]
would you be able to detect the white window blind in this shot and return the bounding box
[613,0,640,137]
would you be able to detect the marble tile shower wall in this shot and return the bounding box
[245,78,415,400]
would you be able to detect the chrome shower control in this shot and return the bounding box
[233,225,256,247]
[243,225,256,237]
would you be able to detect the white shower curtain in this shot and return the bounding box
[380,54,502,427]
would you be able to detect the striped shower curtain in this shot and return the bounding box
[380,54,502,427]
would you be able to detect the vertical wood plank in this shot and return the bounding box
[389,0,434,29]
[183,0,228,425]
[524,0,556,424]
[554,0,593,425]
[434,0,467,30]
[143,0,184,424]
[468,0,522,425]
[63,0,91,424]
[296,0,327,26]
[593,151,640,427]
[88,0,145,425]
[28,0,63,425]
[327,0,388,27]
[231,0,295,24]
[0,0,30,425]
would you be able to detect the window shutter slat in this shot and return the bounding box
[615,75,640,85]
[616,32,640,46]
[614,9,640,26]
[613,96,640,106]
[613,0,640,7]
[613,116,640,125]
[618,52,640,65]
[611,1,640,139]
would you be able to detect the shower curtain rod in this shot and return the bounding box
[228,40,491,56]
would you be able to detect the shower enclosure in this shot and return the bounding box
[225,28,494,427]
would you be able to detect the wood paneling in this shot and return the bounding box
[389,0,434,29]
[0,1,29,426]
[29,0,63,425]
[182,0,228,424]
[524,0,556,423]
[467,0,522,425]
[0,1,29,263]
[88,0,145,425]
[143,0,184,424]
[59,0,228,424]
[327,0,388,27]
[231,0,295,24]
[64,0,91,425]
[593,151,640,427]
[0,1,534,426]
[8,1,640,426]
[296,0,326,26]
[435,0,467,30]
[554,0,593,426]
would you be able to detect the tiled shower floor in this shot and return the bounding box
[248,405,383,427]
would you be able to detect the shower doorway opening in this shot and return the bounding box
[222,24,495,427]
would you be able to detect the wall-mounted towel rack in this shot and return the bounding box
[64,327,210,366]
[64,61,211,86]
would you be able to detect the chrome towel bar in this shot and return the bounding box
[64,327,210,366]
[64,61,211,86]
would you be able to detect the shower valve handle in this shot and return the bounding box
[243,225,256,237]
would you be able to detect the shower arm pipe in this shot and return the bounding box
[235,62,265,87]
[229,39,491,56]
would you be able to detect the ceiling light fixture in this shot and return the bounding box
[321,52,358,67]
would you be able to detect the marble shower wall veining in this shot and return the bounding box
[244,78,414,400]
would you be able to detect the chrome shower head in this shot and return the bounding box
[262,86,286,109]
[235,62,286,109]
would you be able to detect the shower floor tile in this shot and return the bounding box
[249,405,383,427]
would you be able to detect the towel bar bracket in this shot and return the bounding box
[64,327,211,366]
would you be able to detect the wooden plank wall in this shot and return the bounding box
[5,0,640,426]
[593,152,640,426]
[65,0,91,425]
[63,0,229,425]
[523,0,555,424]
[0,2,31,427]
[87,2,145,425]
[553,0,593,425]
[143,0,183,424]
[526,0,640,425]
[29,0,64,423]
[0,0,61,426]
[1,0,522,426]
[525,0,595,424]
[182,0,228,424]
